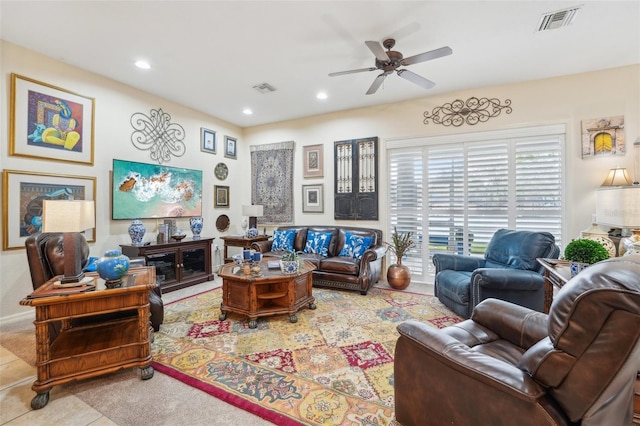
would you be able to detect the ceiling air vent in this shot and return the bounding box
[252,82,277,94]
[536,5,581,31]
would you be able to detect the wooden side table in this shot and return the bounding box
[19,267,156,409]
[536,258,571,313]
[220,235,270,262]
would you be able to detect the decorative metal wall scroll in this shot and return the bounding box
[130,108,186,164]
[423,97,512,127]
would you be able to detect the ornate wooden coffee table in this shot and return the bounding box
[218,260,316,328]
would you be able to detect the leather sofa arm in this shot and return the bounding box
[361,244,386,263]
[251,240,273,253]
[396,320,546,400]
[432,253,485,273]
[471,299,548,349]
[472,268,545,291]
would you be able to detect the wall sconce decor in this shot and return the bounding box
[130,108,186,164]
[423,97,512,127]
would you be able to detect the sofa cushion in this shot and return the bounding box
[303,230,332,257]
[272,229,295,251]
[320,257,359,275]
[339,232,373,259]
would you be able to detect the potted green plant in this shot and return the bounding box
[280,250,301,274]
[384,227,416,290]
[564,238,609,276]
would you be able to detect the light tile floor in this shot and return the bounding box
[0,277,433,425]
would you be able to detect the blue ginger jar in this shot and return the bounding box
[190,216,203,239]
[128,219,146,246]
[97,250,130,288]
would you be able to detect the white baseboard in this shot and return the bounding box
[0,310,35,327]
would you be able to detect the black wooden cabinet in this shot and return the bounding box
[334,136,378,220]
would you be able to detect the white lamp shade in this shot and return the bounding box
[242,204,264,217]
[42,200,96,232]
[601,167,632,186]
[596,187,640,228]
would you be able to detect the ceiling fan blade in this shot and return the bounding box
[365,40,389,62]
[329,67,377,77]
[397,69,436,90]
[366,72,390,95]
[401,46,453,66]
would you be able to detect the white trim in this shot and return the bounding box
[386,124,567,149]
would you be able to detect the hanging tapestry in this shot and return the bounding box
[250,141,295,224]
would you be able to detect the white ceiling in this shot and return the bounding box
[2,1,639,128]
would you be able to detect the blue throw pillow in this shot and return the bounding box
[339,233,373,259]
[272,229,295,251]
[303,231,332,257]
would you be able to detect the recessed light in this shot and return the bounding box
[316,92,328,100]
[134,60,151,70]
[243,108,253,115]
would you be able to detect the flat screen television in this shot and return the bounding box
[112,159,202,219]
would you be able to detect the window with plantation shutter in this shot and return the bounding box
[387,125,565,283]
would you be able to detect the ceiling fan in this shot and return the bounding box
[329,38,453,95]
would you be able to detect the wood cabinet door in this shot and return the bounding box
[334,136,378,220]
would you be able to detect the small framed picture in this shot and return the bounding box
[224,136,237,159]
[302,184,323,213]
[303,144,323,178]
[200,128,216,154]
[214,185,229,208]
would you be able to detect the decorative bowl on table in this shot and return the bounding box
[172,231,187,241]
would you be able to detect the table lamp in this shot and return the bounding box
[242,204,264,229]
[42,200,96,283]
[596,186,640,254]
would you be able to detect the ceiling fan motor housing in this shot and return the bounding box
[376,50,403,71]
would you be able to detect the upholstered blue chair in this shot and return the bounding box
[432,229,560,318]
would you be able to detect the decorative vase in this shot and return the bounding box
[128,219,146,246]
[387,261,411,290]
[619,229,640,256]
[190,216,203,239]
[97,250,130,288]
[280,260,299,275]
[246,227,259,239]
[569,261,589,277]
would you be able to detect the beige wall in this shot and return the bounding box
[1,40,639,322]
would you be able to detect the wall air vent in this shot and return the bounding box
[536,5,581,31]
[252,82,277,94]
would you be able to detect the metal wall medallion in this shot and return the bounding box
[130,108,186,163]
[423,97,512,127]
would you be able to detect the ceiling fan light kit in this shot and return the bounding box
[329,38,453,95]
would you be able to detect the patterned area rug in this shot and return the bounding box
[152,287,461,425]
[250,141,295,224]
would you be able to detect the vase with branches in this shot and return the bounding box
[385,227,416,290]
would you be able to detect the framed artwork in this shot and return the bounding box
[302,184,324,213]
[303,144,323,178]
[224,136,237,159]
[200,127,216,154]
[580,116,625,158]
[10,73,95,165]
[214,185,230,208]
[2,169,97,250]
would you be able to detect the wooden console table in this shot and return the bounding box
[19,267,156,409]
[121,237,214,292]
[536,258,571,314]
[218,261,316,328]
[220,235,270,262]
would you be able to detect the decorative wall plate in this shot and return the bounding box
[214,162,228,180]
[216,214,230,232]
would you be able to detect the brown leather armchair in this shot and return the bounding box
[25,233,164,336]
[395,255,640,426]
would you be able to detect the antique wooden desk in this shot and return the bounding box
[218,260,316,328]
[19,267,156,409]
[537,258,571,313]
[220,235,270,262]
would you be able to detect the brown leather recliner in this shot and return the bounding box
[395,255,640,426]
[25,233,164,336]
